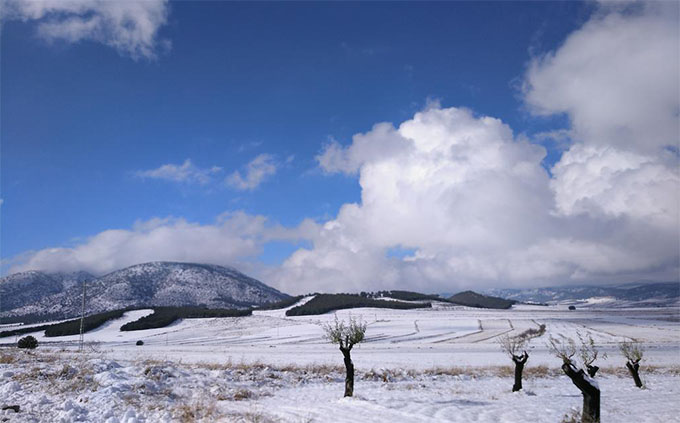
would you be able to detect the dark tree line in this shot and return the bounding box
[120,307,251,331]
[255,295,305,310]
[0,309,127,338]
[286,294,431,316]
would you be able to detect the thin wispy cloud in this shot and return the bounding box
[1,0,170,60]
[226,154,278,191]
[136,159,222,185]
[237,141,263,152]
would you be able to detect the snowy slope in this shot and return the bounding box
[84,262,288,313]
[9,303,679,368]
[1,304,679,422]
[0,271,95,318]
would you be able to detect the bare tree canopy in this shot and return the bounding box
[498,334,527,358]
[620,340,644,363]
[547,335,577,364]
[577,331,606,369]
[323,315,367,350]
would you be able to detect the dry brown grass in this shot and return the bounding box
[560,408,581,423]
[193,360,343,378]
[138,358,167,367]
[233,388,255,401]
[53,362,99,393]
[173,399,219,423]
[416,364,564,379]
[592,364,680,377]
[491,365,514,378]
[143,364,174,382]
[422,366,466,377]
[223,411,279,423]
[10,360,100,394]
[0,350,17,364]
[638,365,680,376]
[362,368,419,382]
[525,365,559,377]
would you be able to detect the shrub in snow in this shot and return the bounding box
[136,340,144,346]
[17,335,38,349]
[323,315,366,397]
[620,340,645,388]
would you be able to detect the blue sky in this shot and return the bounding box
[1,1,678,294]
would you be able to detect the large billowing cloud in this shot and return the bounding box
[523,2,678,154]
[524,1,679,233]
[549,145,678,229]
[271,104,677,294]
[1,0,170,60]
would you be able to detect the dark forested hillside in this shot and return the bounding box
[286,294,432,316]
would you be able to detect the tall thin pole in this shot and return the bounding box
[79,280,86,351]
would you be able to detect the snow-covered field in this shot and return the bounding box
[1,301,679,422]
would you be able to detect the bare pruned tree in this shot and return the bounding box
[498,334,528,392]
[548,335,600,423]
[577,331,606,377]
[620,340,645,388]
[323,315,367,397]
[547,335,577,364]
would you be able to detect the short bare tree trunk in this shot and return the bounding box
[512,352,528,392]
[626,360,643,388]
[562,363,600,423]
[341,346,354,397]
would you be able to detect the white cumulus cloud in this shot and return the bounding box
[550,144,679,228]
[1,0,170,60]
[316,123,411,175]
[523,1,679,154]
[524,1,679,230]
[270,101,678,294]
[226,154,278,191]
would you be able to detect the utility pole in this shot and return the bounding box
[79,280,86,352]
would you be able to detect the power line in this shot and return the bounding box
[79,280,86,351]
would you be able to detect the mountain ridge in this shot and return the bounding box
[485,281,679,307]
[0,262,288,320]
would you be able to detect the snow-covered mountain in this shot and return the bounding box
[485,281,679,307]
[0,270,95,317]
[0,262,288,320]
